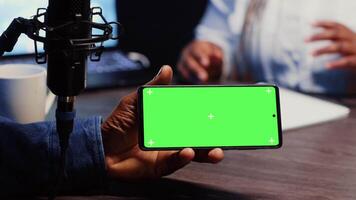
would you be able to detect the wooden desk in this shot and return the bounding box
[49,87,356,200]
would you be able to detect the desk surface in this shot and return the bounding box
[49,87,356,200]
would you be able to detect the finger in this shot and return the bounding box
[208,148,224,163]
[188,42,214,67]
[182,55,208,82]
[190,49,210,68]
[177,62,190,80]
[307,30,347,42]
[146,65,173,85]
[211,45,224,60]
[193,148,224,163]
[192,44,223,68]
[326,56,356,69]
[209,47,224,71]
[312,42,354,56]
[158,148,194,176]
[312,21,345,29]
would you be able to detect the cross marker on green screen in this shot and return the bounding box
[208,113,215,120]
[148,139,155,146]
[269,138,275,144]
[147,89,153,95]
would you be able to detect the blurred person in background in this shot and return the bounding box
[178,0,356,95]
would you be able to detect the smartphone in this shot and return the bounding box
[138,85,282,150]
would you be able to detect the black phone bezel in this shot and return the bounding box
[137,84,283,151]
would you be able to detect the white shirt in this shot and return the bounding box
[195,0,356,94]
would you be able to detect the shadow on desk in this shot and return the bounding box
[50,178,256,200]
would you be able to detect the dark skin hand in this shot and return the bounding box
[101,65,224,180]
[306,21,356,71]
[178,40,224,83]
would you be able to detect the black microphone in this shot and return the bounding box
[45,0,119,198]
[0,2,118,197]
[46,0,91,163]
[46,0,90,97]
[46,0,91,198]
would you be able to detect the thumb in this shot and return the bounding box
[146,65,173,85]
[157,148,195,177]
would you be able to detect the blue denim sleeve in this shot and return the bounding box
[0,116,107,196]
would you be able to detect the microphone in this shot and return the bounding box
[46,0,91,170]
[0,0,119,198]
[44,0,118,197]
[46,0,90,97]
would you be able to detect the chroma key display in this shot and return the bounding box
[138,85,282,150]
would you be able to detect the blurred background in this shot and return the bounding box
[117,0,208,72]
[1,0,356,95]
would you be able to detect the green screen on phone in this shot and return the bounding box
[139,85,282,150]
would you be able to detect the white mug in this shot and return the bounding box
[0,64,56,124]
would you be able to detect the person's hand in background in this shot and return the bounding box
[177,41,224,83]
[101,65,224,180]
[306,21,356,71]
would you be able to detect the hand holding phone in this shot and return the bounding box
[138,85,282,150]
[102,66,224,180]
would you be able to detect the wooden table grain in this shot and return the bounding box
[48,87,356,200]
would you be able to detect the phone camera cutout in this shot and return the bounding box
[272,114,276,118]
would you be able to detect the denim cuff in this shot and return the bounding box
[50,116,107,192]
